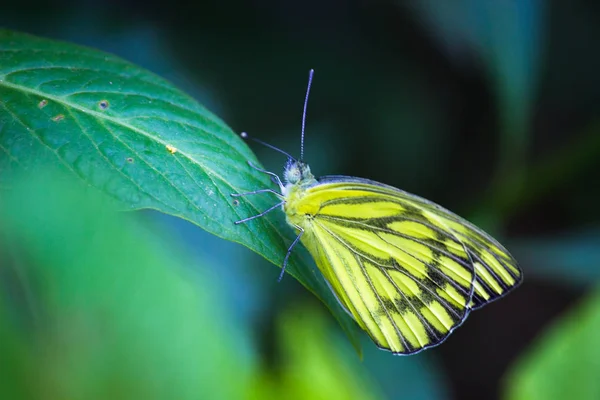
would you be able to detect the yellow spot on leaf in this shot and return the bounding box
[166,144,178,154]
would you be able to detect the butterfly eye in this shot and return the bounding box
[284,167,299,184]
[283,160,301,184]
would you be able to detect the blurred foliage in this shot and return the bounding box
[410,0,546,220]
[252,308,384,400]
[0,172,253,399]
[0,171,382,399]
[505,290,600,400]
[0,0,599,399]
[511,228,600,285]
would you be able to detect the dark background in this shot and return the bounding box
[2,1,599,399]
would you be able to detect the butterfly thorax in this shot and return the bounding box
[282,160,318,228]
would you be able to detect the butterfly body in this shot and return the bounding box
[282,161,317,221]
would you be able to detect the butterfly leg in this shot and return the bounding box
[234,201,285,225]
[270,176,282,186]
[231,188,284,199]
[247,160,285,191]
[278,226,304,282]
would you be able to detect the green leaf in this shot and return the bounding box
[0,30,361,353]
[504,289,600,400]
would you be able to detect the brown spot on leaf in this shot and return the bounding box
[232,199,240,206]
[38,99,48,108]
[98,100,109,110]
[52,114,65,122]
[126,157,134,163]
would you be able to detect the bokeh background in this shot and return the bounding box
[2,1,600,399]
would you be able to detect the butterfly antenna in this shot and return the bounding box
[300,69,314,162]
[240,132,296,161]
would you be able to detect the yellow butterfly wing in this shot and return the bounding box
[285,176,522,354]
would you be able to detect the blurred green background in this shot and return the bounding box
[1,1,600,399]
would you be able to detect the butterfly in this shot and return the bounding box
[232,70,522,355]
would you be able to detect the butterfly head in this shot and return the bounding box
[284,159,314,185]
